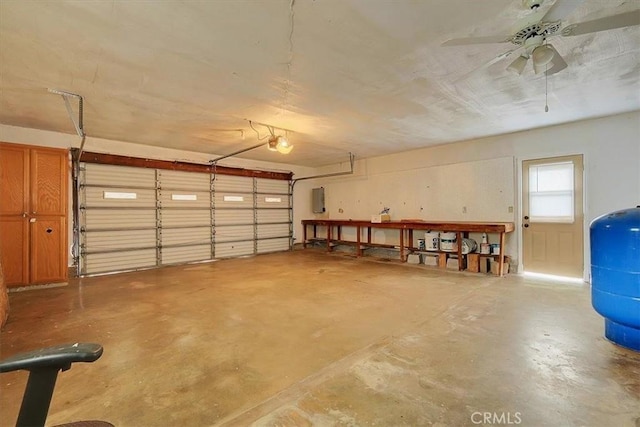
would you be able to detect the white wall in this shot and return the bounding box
[305,111,640,279]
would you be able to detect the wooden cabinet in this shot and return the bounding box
[0,143,68,287]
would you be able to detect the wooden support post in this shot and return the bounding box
[467,253,480,273]
[498,231,506,276]
[438,253,448,268]
[303,223,307,248]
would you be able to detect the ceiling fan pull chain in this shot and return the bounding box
[545,63,549,113]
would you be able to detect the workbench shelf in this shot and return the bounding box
[302,219,514,276]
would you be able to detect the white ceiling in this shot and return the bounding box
[1,0,639,167]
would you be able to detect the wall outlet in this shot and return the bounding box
[462,206,467,213]
[508,206,514,213]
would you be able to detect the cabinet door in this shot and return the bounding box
[30,148,68,216]
[0,143,29,215]
[0,216,29,286]
[30,216,67,284]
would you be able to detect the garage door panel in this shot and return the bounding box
[257,238,290,253]
[84,229,156,251]
[159,170,210,190]
[83,164,156,187]
[215,225,253,242]
[214,175,253,192]
[256,178,289,194]
[162,245,211,265]
[160,190,211,208]
[162,227,211,247]
[257,209,289,224]
[83,187,156,208]
[256,195,289,209]
[214,194,253,209]
[215,241,254,258]
[83,209,156,230]
[80,163,290,274]
[85,249,157,274]
[162,210,211,228]
[257,223,289,239]
[215,209,253,225]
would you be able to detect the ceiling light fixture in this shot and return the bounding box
[268,135,293,154]
[506,55,529,75]
[249,120,294,154]
[532,44,555,71]
[209,120,295,164]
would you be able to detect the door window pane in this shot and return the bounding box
[529,162,574,223]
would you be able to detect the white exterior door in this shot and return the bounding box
[522,155,584,278]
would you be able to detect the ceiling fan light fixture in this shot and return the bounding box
[507,55,528,75]
[532,44,555,68]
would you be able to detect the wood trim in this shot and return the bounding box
[79,151,293,181]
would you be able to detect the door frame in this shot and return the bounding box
[516,152,588,281]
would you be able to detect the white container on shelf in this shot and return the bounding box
[424,231,440,251]
[461,238,478,254]
[440,232,457,252]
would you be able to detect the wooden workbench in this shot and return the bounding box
[301,219,515,276]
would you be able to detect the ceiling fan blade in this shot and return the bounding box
[454,48,521,82]
[545,45,567,76]
[541,0,585,23]
[562,10,640,36]
[442,35,511,46]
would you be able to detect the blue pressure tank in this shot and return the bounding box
[590,206,640,352]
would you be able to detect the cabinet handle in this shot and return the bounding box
[22,213,27,218]
[32,211,37,214]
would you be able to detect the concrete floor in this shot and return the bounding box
[0,250,638,427]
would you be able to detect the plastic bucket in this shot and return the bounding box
[425,231,440,251]
[440,232,456,252]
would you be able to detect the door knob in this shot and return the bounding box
[524,215,529,220]
[524,223,529,228]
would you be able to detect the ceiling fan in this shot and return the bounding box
[442,0,640,76]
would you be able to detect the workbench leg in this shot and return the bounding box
[303,224,307,248]
[498,232,506,276]
[456,231,464,271]
[400,229,405,261]
[327,226,332,252]
[356,226,362,257]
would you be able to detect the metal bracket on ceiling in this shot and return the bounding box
[48,88,86,157]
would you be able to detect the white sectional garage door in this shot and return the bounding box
[256,178,291,254]
[158,170,213,265]
[79,163,291,275]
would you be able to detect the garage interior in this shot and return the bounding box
[1,1,639,426]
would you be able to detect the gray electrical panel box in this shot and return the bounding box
[312,187,325,213]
